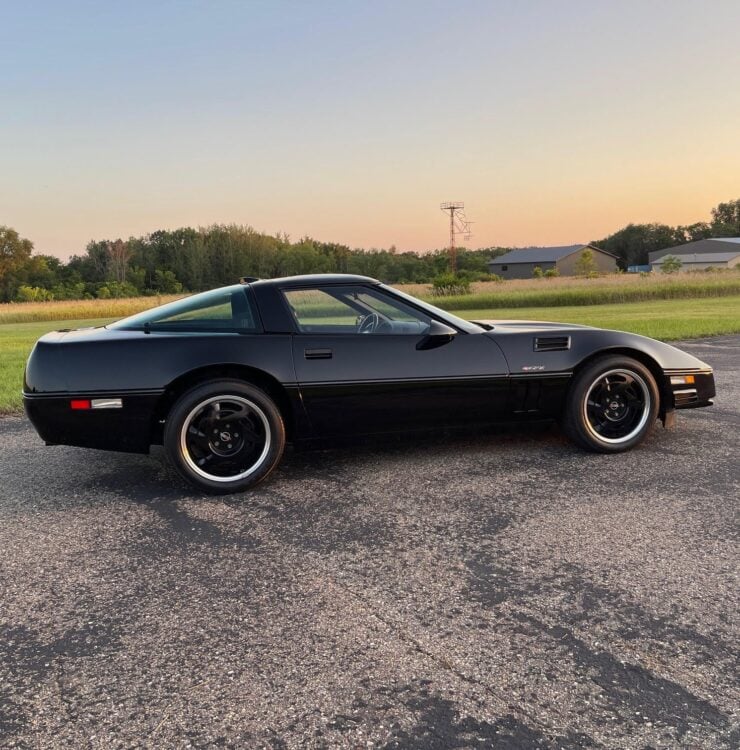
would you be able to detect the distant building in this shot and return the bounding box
[488,244,618,279]
[651,250,740,272]
[647,237,740,265]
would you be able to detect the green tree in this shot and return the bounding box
[0,226,33,279]
[592,223,683,268]
[0,226,35,301]
[710,198,740,236]
[678,222,712,242]
[153,269,183,294]
[659,255,682,274]
[574,248,598,277]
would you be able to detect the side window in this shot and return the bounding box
[284,286,431,335]
[284,289,359,332]
[111,287,258,332]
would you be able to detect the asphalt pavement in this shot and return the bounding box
[1,336,738,749]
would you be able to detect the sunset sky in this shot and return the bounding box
[2,0,739,258]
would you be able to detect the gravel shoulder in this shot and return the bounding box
[1,336,738,749]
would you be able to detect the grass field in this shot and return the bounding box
[464,296,740,341]
[2,295,738,414]
[0,318,111,414]
[2,271,739,324]
[417,273,740,311]
[0,295,183,325]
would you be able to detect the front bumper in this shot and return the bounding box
[663,369,715,410]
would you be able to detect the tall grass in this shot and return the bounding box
[413,274,740,310]
[1,271,739,324]
[0,294,183,325]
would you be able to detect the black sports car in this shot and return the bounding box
[24,274,715,493]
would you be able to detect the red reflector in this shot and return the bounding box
[70,399,91,410]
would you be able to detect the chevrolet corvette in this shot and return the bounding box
[23,274,715,493]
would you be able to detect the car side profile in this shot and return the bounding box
[23,274,715,494]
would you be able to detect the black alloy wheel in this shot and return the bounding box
[164,380,285,494]
[562,355,660,453]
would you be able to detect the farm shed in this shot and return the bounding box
[488,244,617,279]
[650,251,740,272]
[648,237,740,264]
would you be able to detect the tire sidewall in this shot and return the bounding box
[164,380,285,494]
[565,356,660,453]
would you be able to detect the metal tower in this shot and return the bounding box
[440,202,473,273]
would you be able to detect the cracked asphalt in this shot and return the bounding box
[1,336,738,749]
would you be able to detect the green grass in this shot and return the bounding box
[2,296,738,415]
[0,318,113,414]
[457,295,740,341]
[2,271,740,324]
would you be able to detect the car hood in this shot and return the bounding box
[475,320,712,374]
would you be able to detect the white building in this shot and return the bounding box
[648,237,740,271]
[650,250,740,272]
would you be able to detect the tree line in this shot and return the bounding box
[591,198,740,269]
[1,198,738,303]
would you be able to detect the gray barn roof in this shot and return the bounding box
[648,238,740,263]
[651,251,740,264]
[489,244,613,265]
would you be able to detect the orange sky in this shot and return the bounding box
[2,1,739,258]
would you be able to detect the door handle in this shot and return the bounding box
[304,348,333,360]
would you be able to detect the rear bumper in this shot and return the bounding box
[663,369,715,410]
[23,391,162,454]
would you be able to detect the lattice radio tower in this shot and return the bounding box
[440,202,473,273]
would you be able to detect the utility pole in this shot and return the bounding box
[440,202,473,273]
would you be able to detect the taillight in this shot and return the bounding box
[70,399,91,410]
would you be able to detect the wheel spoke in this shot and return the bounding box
[187,425,211,451]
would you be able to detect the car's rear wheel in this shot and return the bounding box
[164,380,285,494]
[562,355,659,453]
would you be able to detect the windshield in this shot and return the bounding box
[381,285,484,333]
[109,286,259,332]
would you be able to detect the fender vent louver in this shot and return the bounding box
[534,335,571,352]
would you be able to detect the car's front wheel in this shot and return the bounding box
[562,355,659,453]
[164,380,285,494]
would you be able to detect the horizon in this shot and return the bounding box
[2,0,739,260]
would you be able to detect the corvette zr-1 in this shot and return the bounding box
[23,274,715,493]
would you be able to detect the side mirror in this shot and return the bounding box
[416,320,458,350]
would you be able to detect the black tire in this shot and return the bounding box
[164,379,285,494]
[562,355,660,453]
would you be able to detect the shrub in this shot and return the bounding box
[152,269,184,294]
[532,266,544,278]
[96,281,140,298]
[457,270,497,283]
[660,255,682,274]
[15,285,54,302]
[543,268,560,278]
[431,273,471,296]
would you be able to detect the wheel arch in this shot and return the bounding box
[150,364,297,445]
[571,347,669,417]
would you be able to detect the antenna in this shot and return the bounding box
[440,202,473,273]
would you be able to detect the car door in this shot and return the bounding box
[285,284,510,437]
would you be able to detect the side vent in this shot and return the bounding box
[533,335,571,352]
